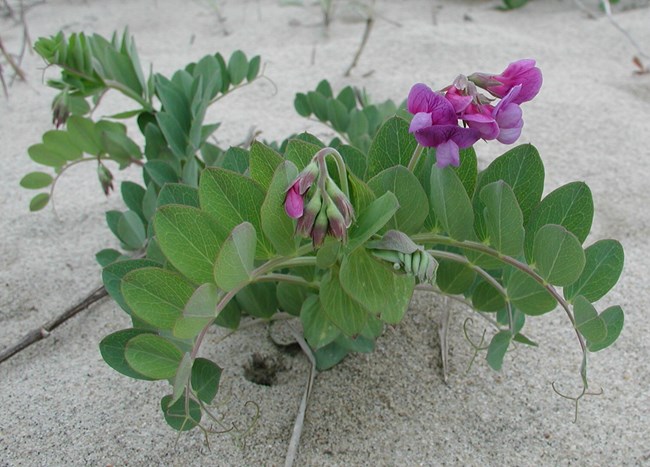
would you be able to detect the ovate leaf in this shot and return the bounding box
[191,357,222,404]
[125,334,183,380]
[564,240,624,303]
[214,222,256,291]
[533,224,585,286]
[99,328,156,380]
[319,268,368,336]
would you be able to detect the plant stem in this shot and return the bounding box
[414,233,587,358]
[255,273,319,290]
[406,144,424,172]
[315,147,350,198]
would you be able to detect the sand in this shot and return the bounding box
[1,0,649,465]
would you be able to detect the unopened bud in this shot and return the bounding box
[326,200,347,242]
[325,178,355,227]
[296,187,322,237]
[311,205,329,248]
[296,161,319,195]
[97,163,114,195]
[52,95,70,129]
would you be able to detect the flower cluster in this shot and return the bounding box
[284,151,355,247]
[407,59,542,168]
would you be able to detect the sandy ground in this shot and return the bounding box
[1,0,649,465]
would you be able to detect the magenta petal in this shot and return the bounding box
[284,187,304,218]
[495,103,522,128]
[497,121,523,144]
[409,112,433,134]
[450,126,481,148]
[445,90,472,114]
[466,118,499,140]
[435,140,460,168]
[407,84,436,114]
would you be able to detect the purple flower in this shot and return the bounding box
[461,103,500,141]
[493,85,524,144]
[407,83,480,168]
[284,161,319,218]
[469,59,542,104]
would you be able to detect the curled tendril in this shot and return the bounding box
[462,318,490,373]
[551,381,604,423]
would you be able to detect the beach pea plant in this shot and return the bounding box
[23,41,624,440]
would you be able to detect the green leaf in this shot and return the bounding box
[29,193,50,211]
[277,282,312,317]
[99,329,156,380]
[480,181,524,256]
[117,210,146,250]
[214,298,241,329]
[95,248,123,267]
[533,224,585,286]
[313,340,349,371]
[156,184,200,208]
[199,168,273,259]
[221,147,250,174]
[125,334,183,380]
[191,358,222,404]
[573,296,607,343]
[173,283,220,339]
[368,166,429,234]
[506,268,557,315]
[102,259,159,314]
[122,267,195,329]
[42,129,82,160]
[524,182,593,262]
[366,116,417,177]
[471,279,506,312]
[307,91,328,121]
[249,141,285,191]
[319,267,368,336]
[564,240,624,303]
[315,79,333,98]
[170,353,193,405]
[474,144,544,225]
[327,99,350,132]
[67,116,101,155]
[120,181,146,219]
[486,331,511,370]
[430,166,475,241]
[337,145,367,180]
[339,248,415,323]
[145,160,179,187]
[247,55,261,82]
[20,172,53,189]
[227,50,248,85]
[154,205,227,284]
[587,305,624,352]
[336,86,357,111]
[300,295,340,349]
[316,238,340,269]
[236,282,278,319]
[285,139,319,171]
[454,147,478,197]
[161,394,201,431]
[28,144,66,168]
[214,223,256,291]
[347,192,399,251]
[261,161,299,256]
[294,93,311,117]
[436,259,475,295]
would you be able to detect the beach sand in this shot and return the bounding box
[1,0,649,465]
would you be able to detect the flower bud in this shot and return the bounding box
[311,205,329,247]
[326,199,347,242]
[296,187,322,237]
[97,163,114,195]
[284,182,304,218]
[325,178,355,227]
[52,94,70,129]
[296,161,319,195]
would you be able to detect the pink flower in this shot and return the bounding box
[469,59,542,104]
[493,85,524,144]
[284,182,304,218]
[407,83,480,168]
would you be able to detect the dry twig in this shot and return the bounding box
[0,286,108,364]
